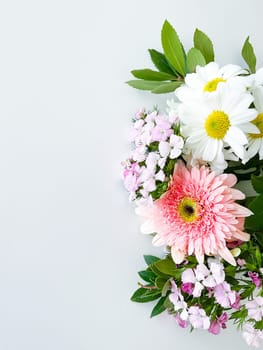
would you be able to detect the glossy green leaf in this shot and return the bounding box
[138,270,156,283]
[144,255,160,266]
[194,29,214,63]
[153,258,182,278]
[161,20,186,76]
[126,80,161,91]
[187,48,206,72]
[148,49,176,75]
[131,69,175,81]
[242,36,256,73]
[251,175,263,193]
[130,287,161,303]
[151,81,182,94]
[150,297,167,318]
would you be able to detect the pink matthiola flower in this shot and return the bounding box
[135,108,146,120]
[214,282,236,308]
[151,115,173,142]
[159,135,184,159]
[123,162,141,192]
[209,312,228,335]
[182,261,225,297]
[181,282,194,295]
[169,280,188,321]
[136,161,252,265]
[232,292,241,309]
[174,314,189,328]
[242,323,263,348]
[237,258,246,266]
[188,306,210,330]
[248,271,262,288]
[246,297,263,321]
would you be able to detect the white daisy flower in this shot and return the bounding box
[245,85,263,160]
[176,84,258,169]
[176,62,247,103]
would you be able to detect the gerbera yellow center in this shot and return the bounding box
[249,113,263,139]
[205,110,230,139]
[203,77,226,92]
[178,197,200,223]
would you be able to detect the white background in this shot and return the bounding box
[0,0,262,349]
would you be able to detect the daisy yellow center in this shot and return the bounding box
[249,113,263,139]
[178,197,200,223]
[205,110,230,139]
[203,78,226,92]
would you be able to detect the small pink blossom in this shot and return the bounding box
[174,314,188,328]
[188,306,210,330]
[242,323,263,348]
[169,280,188,321]
[237,258,246,266]
[248,271,262,288]
[135,108,145,119]
[181,282,194,295]
[151,116,173,142]
[231,292,241,309]
[181,261,225,297]
[208,312,228,335]
[246,297,263,321]
[214,282,236,308]
[123,162,141,192]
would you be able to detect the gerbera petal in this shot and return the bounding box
[218,247,236,266]
[171,246,185,264]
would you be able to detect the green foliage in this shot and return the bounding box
[148,49,176,75]
[242,36,256,73]
[138,270,156,283]
[255,320,263,331]
[187,48,206,72]
[245,194,263,231]
[143,255,160,266]
[131,69,176,81]
[130,287,161,303]
[151,81,183,94]
[161,20,186,76]
[150,296,167,317]
[251,174,263,194]
[126,80,164,91]
[193,29,214,63]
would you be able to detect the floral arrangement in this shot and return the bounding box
[122,20,263,347]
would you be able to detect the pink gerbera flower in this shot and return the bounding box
[136,160,252,265]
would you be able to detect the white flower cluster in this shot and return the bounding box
[167,63,263,173]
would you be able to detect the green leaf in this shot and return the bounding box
[251,175,263,193]
[161,279,171,297]
[254,232,263,248]
[130,287,161,303]
[150,297,167,318]
[148,49,176,75]
[151,81,182,94]
[255,245,262,267]
[161,20,186,76]
[248,193,263,215]
[186,48,206,72]
[126,80,162,91]
[131,69,175,81]
[153,258,182,278]
[242,36,256,73]
[193,29,214,63]
[138,270,156,283]
[144,255,160,266]
[255,320,263,330]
